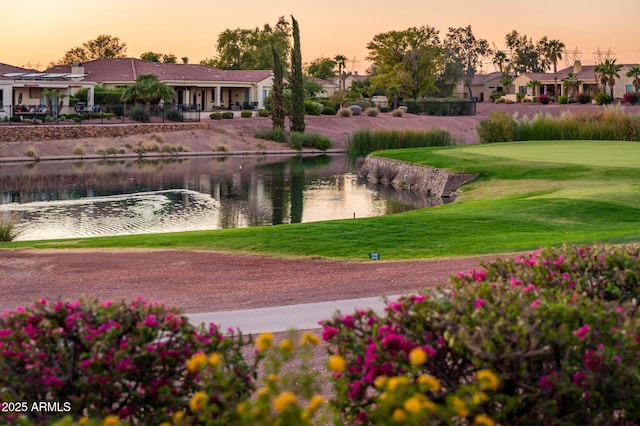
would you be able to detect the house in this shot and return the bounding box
[1,62,95,118]
[453,72,503,102]
[512,61,640,99]
[338,71,367,90]
[305,76,338,98]
[46,58,273,111]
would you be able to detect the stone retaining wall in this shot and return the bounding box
[0,123,209,142]
[359,155,478,197]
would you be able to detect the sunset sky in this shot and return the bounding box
[4,0,639,73]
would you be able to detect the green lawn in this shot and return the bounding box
[4,141,639,260]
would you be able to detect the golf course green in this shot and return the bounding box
[5,140,639,260]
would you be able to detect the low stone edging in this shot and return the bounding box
[359,155,478,197]
[0,123,210,142]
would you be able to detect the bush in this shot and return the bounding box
[476,111,517,142]
[222,111,234,119]
[558,95,569,104]
[348,105,362,116]
[210,112,222,120]
[321,106,336,115]
[165,109,183,122]
[304,100,323,116]
[538,94,551,104]
[577,92,592,104]
[255,127,286,143]
[490,90,506,102]
[338,108,352,117]
[0,213,22,242]
[516,93,525,102]
[240,110,253,118]
[128,106,151,122]
[623,91,639,105]
[391,109,403,117]
[494,97,505,104]
[258,109,270,117]
[0,298,258,425]
[289,132,332,150]
[348,128,451,157]
[322,243,640,424]
[365,107,380,117]
[594,91,613,105]
[345,99,372,110]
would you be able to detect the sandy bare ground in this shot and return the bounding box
[0,249,500,314]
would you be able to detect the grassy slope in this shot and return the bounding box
[4,141,639,260]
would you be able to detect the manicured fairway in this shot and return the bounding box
[4,141,639,259]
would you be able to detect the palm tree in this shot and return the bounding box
[596,58,623,98]
[562,73,583,98]
[626,66,640,93]
[526,80,541,97]
[499,75,513,94]
[334,54,347,90]
[492,50,509,75]
[543,39,565,99]
[121,74,176,107]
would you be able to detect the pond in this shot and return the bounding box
[0,154,444,241]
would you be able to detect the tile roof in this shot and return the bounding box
[47,58,272,84]
[0,63,36,81]
[471,72,502,85]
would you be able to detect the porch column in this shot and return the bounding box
[215,86,221,107]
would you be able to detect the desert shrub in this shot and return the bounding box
[321,106,336,115]
[258,109,270,117]
[345,99,372,110]
[338,108,352,117]
[288,138,302,151]
[477,111,517,142]
[391,109,403,117]
[210,112,223,120]
[222,111,234,119]
[149,133,165,144]
[594,91,613,105]
[516,93,525,102]
[25,147,39,160]
[240,110,253,118]
[73,145,86,157]
[322,243,640,425]
[128,106,151,122]
[348,105,362,116]
[623,91,639,105]
[348,128,451,157]
[494,97,505,104]
[538,94,551,104]
[255,127,286,143]
[558,94,569,104]
[490,90,506,102]
[290,132,332,150]
[0,298,258,425]
[304,100,323,116]
[577,92,592,104]
[165,109,183,122]
[0,213,22,242]
[365,107,380,117]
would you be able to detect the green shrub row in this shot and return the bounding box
[254,128,332,151]
[348,128,452,157]
[478,107,640,142]
[403,98,476,116]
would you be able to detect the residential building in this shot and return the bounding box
[453,72,503,102]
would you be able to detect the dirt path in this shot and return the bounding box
[0,249,498,314]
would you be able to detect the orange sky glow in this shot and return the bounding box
[4,0,639,74]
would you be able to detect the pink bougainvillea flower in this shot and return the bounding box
[474,299,486,309]
[573,324,590,340]
[531,300,541,309]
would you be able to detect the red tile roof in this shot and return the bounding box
[47,58,272,84]
[0,63,36,80]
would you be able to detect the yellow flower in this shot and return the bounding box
[422,399,437,414]
[374,375,389,389]
[477,369,500,391]
[266,373,279,383]
[451,396,470,417]
[279,338,294,352]
[300,331,321,345]
[78,417,89,425]
[159,423,172,426]
[404,394,425,414]
[236,401,247,414]
[392,408,407,423]
[209,352,221,367]
[173,411,184,422]
[273,391,297,413]
[103,415,120,426]
[256,387,270,398]
[328,354,346,372]
[256,332,274,352]
[472,391,489,405]
[386,376,409,391]
[474,414,495,426]
[418,374,441,392]
[409,347,427,366]
[308,395,326,412]
[189,391,208,412]
[186,352,207,373]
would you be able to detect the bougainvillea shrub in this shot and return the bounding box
[0,298,257,425]
[322,244,640,424]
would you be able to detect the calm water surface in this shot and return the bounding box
[0,155,442,241]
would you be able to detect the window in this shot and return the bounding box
[518,86,527,94]
[626,84,634,93]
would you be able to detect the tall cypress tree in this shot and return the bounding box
[290,15,305,133]
[271,45,285,131]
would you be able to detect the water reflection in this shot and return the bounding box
[0,155,440,241]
